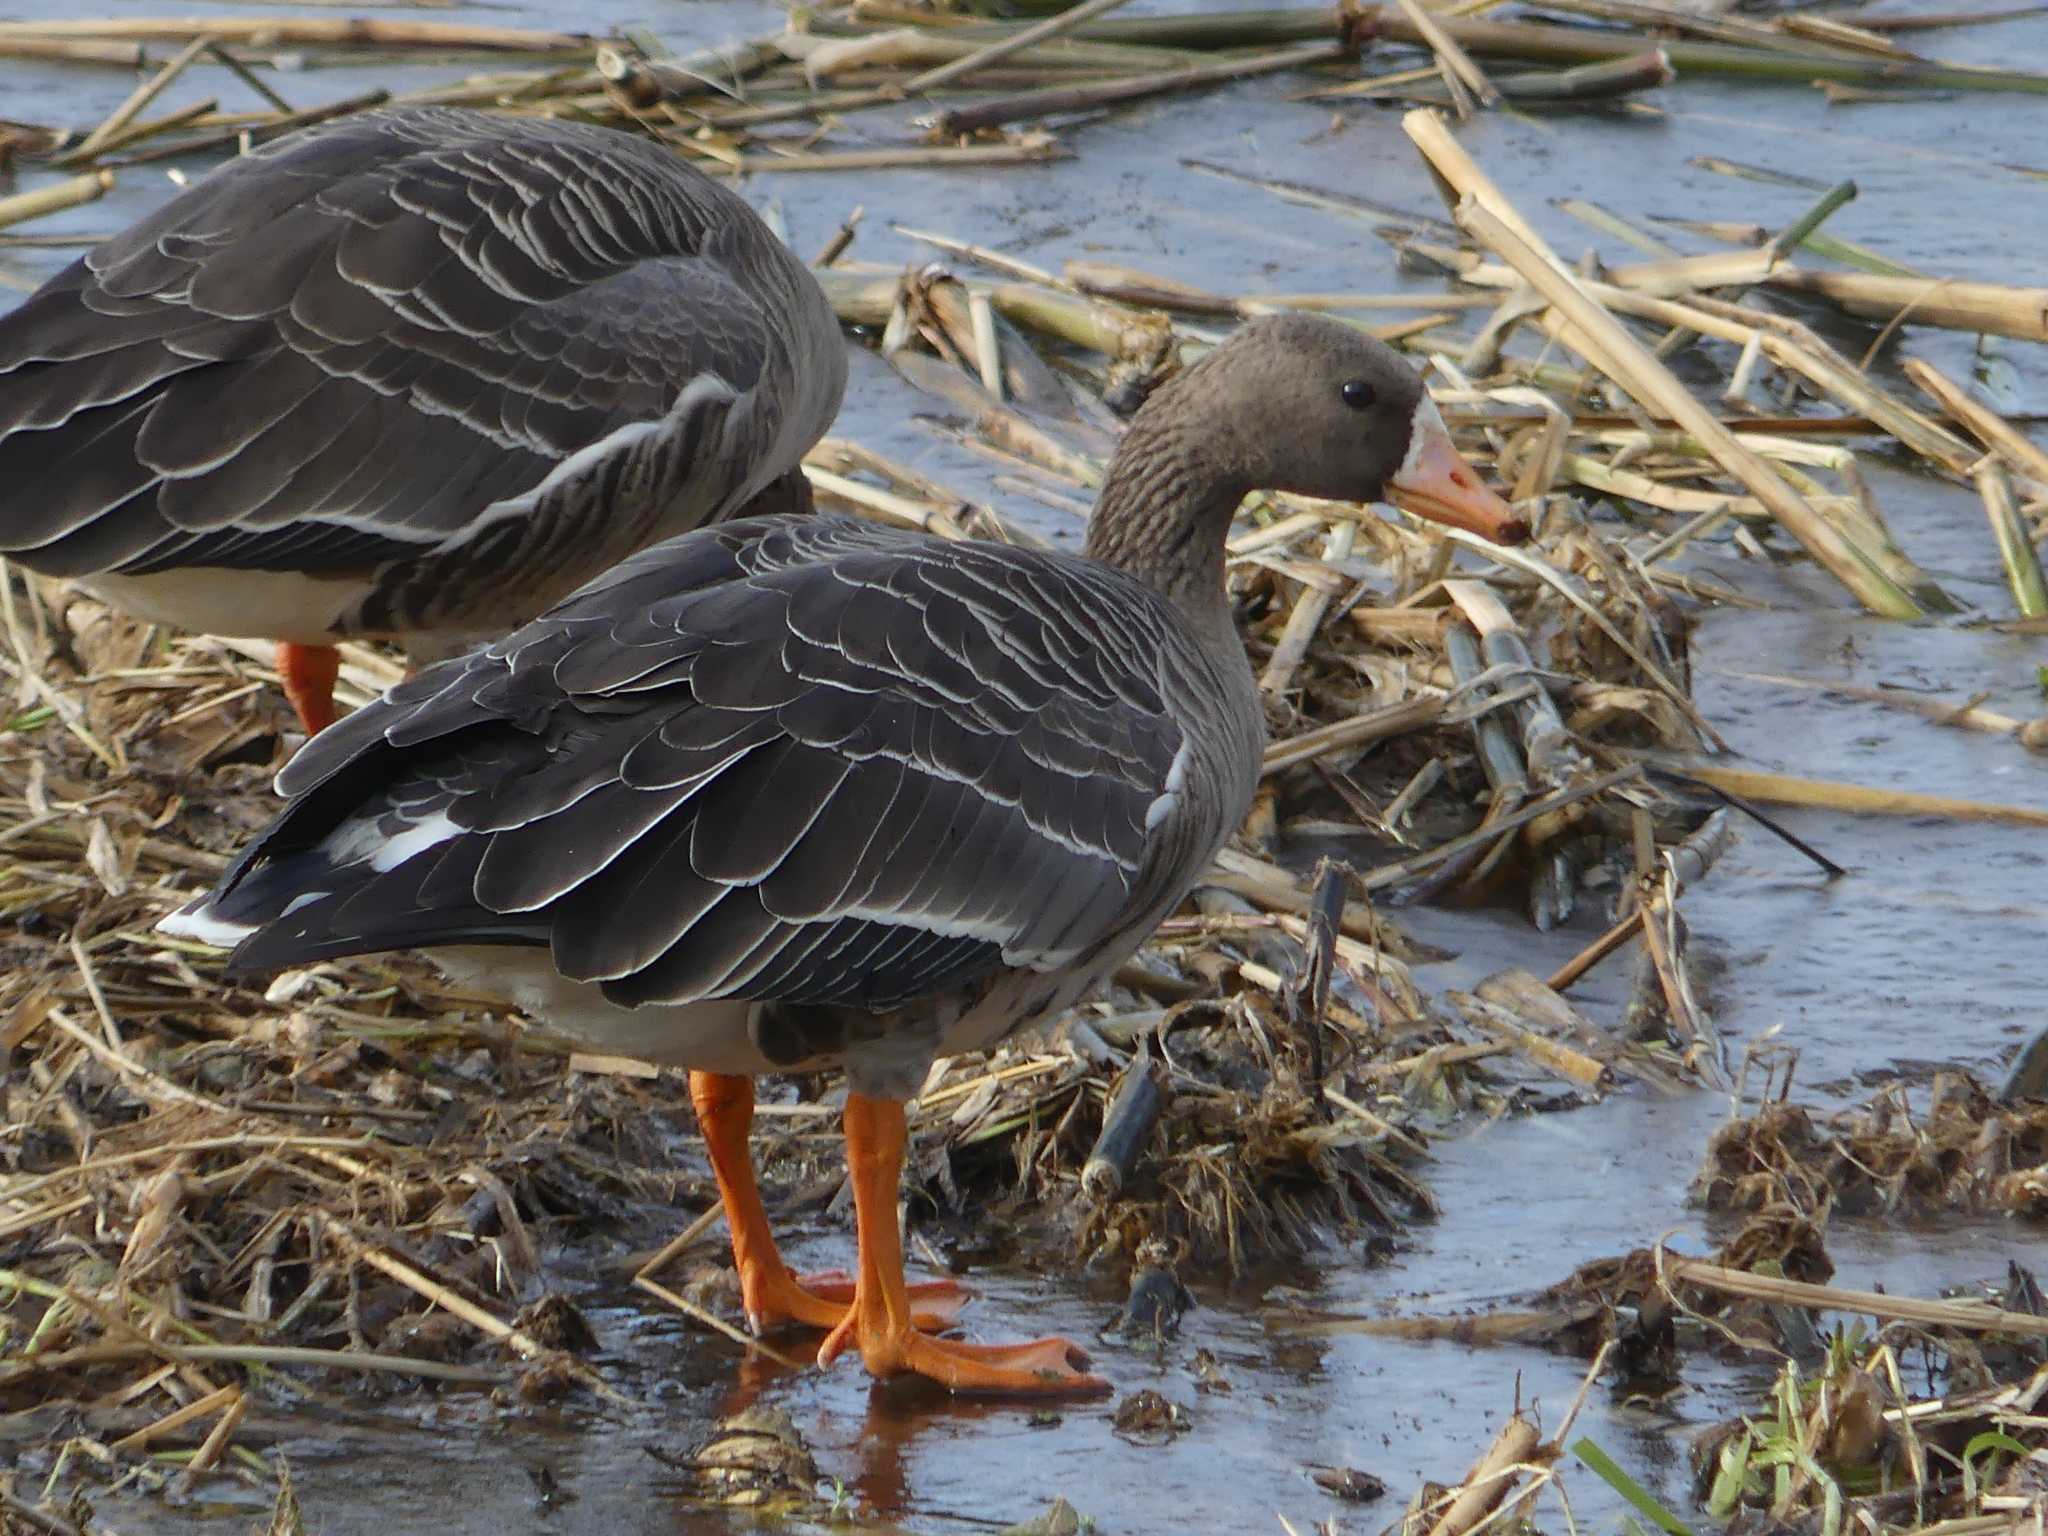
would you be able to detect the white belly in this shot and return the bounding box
[428,944,777,1075]
[80,567,372,647]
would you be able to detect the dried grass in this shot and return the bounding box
[0,327,1721,1490]
[9,53,2042,1523]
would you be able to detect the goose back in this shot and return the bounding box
[0,107,846,646]
[169,513,1262,1095]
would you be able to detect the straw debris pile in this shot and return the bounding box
[2,33,2046,1519]
[0,170,1740,1485]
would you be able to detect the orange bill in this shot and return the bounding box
[1386,401,1529,545]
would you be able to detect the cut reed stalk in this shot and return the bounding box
[929,41,1345,135]
[1902,358,2048,487]
[0,16,588,49]
[1760,267,2048,343]
[1655,763,2048,826]
[1424,1411,1547,1536]
[1727,672,2048,753]
[0,171,115,234]
[1975,460,2048,618]
[1444,621,1529,799]
[57,31,214,166]
[906,0,1143,92]
[1394,0,1501,112]
[0,36,151,63]
[1430,174,1920,617]
[1757,336,1981,477]
[694,138,1074,175]
[1664,1256,2048,1335]
[1261,520,1355,697]
[1446,580,1575,779]
[1355,4,2048,91]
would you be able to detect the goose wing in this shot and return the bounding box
[173,514,1200,1014]
[0,108,837,582]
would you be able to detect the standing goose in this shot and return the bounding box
[161,313,1525,1394]
[0,106,844,735]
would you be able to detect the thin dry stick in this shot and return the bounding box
[171,1344,505,1383]
[1758,335,1980,477]
[930,42,1344,135]
[60,31,213,164]
[207,39,292,112]
[109,1383,239,1453]
[1723,669,2048,753]
[1396,0,1503,110]
[66,99,217,162]
[1262,695,1445,774]
[632,1273,808,1368]
[695,139,1073,175]
[0,1134,375,1207]
[1545,907,1645,992]
[905,0,1140,94]
[1361,765,1643,890]
[332,1224,548,1359]
[634,1201,725,1282]
[44,1006,216,1110]
[0,1489,87,1536]
[180,1387,247,1475]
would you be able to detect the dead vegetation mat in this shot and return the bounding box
[0,377,1722,1493]
[1698,1072,2048,1222]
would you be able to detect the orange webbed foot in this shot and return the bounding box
[817,1318,1110,1396]
[791,1268,972,1334]
[742,1263,970,1335]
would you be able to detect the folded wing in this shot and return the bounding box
[187,515,1190,1014]
[0,109,832,586]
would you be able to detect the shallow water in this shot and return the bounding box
[5,3,2048,1531]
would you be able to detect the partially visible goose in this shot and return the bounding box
[0,107,844,735]
[162,313,1525,1394]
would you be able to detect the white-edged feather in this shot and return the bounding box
[324,809,463,873]
[157,902,257,949]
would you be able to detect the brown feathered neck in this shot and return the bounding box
[1082,367,1249,615]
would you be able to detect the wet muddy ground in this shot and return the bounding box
[4,1,2048,1530]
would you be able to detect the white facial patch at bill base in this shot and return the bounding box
[1396,394,1452,482]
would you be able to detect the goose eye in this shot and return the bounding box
[1340,379,1375,410]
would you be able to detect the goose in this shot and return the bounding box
[160,312,1526,1394]
[0,107,844,735]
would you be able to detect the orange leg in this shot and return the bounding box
[689,1072,968,1336]
[816,1094,1110,1396]
[276,642,340,736]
